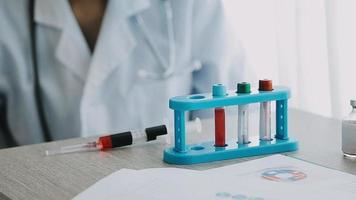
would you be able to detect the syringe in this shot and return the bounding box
[45,118,202,156]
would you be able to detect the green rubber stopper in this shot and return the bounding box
[237,82,251,93]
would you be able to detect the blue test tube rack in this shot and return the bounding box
[163,84,298,165]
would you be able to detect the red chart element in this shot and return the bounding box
[261,168,307,182]
[215,108,226,147]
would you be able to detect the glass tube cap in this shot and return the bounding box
[237,82,251,94]
[212,83,227,97]
[259,79,273,91]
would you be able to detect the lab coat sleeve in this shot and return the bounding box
[0,93,9,148]
[0,29,8,148]
[0,0,7,97]
[0,4,7,147]
[0,0,27,147]
[191,0,246,93]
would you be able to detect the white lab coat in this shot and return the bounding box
[0,0,245,145]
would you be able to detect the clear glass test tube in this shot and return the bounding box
[259,101,271,141]
[258,79,273,141]
[236,82,251,144]
[238,104,249,144]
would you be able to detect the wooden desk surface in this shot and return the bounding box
[0,109,355,200]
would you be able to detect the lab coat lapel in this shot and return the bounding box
[86,0,150,95]
[35,0,91,82]
[56,33,91,81]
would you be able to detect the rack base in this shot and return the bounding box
[163,136,298,165]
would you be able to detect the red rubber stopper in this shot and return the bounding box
[259,79,273,91]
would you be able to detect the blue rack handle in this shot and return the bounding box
[174,110,186,152]
[276,100,288,140]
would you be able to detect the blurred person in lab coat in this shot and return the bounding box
[0,0,245,147]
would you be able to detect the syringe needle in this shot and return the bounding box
[45,142,98,156]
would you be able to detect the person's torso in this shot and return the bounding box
[0,0,197,143]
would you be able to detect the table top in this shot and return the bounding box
[0,109,355,200]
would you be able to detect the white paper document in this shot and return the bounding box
[73,155,356,200]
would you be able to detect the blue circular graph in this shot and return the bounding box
[261,168,307,182]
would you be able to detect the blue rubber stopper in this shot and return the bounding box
[212,83,227,97]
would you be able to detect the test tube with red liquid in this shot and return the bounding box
[213,84,227,147]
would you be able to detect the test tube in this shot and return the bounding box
[237,82,251,144]
[259,79,273,141]
[212,84,227,147]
